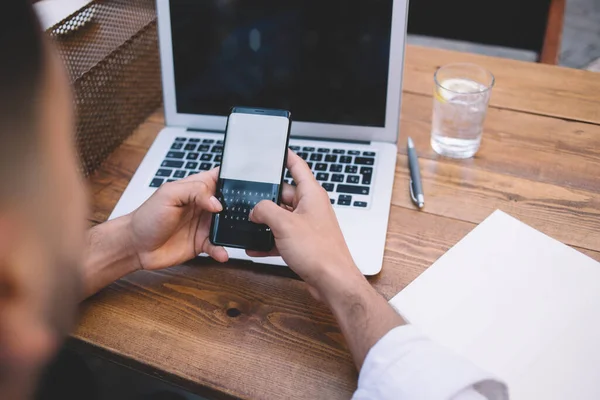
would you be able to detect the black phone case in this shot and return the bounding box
[209,107,291,252]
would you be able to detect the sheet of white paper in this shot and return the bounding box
[390,210,600,400]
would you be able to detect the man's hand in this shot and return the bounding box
[247,150,366,302]
[129,168,229,271]
[248,150,404,369]
[83,169,228,298]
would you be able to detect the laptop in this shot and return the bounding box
[109,0,409,275]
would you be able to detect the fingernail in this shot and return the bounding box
[210,196,222,211]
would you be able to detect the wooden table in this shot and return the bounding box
[75,45,600,399]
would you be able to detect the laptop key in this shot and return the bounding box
[185,161,198,169]
[348,150,360,155]
[290,145,300,151]
[184,144,196,151]
[322,183,334,191]
[166,151,185,159]
[332,174,344,182]
[330,198,335,204]
[307,162,314,169]
[211,145,223,153]
[175,137,187,142]
[363,151,376,156]
[215,155,222,162]
[325,154,337,162]
[330,164,343,172]
[203,138,215,143]
[354,201,368,208]
[167,179,176,183]
[200,153,213,161]
[310,153,323,161]
[162,160,184,168]
[199,145,210,152]
[199,162,212,170]
[189,138,200,143]
[217,140,224,145]
[340,156,352,163]
[355,157,375,165]
[297,152,308,160]
[150,178,164,188]
[345,165,358,174]
[174,170,187,178]
[347,175,360,184]
[333,149,345,154]
[156,169,172,177]
[188,171,199,176]
[285,170,292,178]
[186,152,199,160]
[360,166,373,174]
[302,146,315,152]
[171,142,184,150]
[316,173,329,181]
[337,185,370,195]
[318,148,330,153]
[315,163,327,171]
[362,174,372,185]
[338,195,352,206]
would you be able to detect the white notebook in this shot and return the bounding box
[390,210,600,400]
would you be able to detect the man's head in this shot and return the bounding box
[0,2,87,399]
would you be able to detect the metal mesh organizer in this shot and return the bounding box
[48,0,162,177]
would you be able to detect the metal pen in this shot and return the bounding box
[407,137,424,208]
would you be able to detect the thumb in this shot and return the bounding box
[250,200,290,233]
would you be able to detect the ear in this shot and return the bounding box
[0,216,56,376]
[0,214,20,300]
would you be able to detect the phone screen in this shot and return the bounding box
[220,113,289,184]
[210,108,291,251]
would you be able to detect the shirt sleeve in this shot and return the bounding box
[352,325,508,400]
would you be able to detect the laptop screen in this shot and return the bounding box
[169,0,394,128]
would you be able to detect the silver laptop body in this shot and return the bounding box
[110,0,409,275]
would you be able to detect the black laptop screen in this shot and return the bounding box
[169,0,394,127]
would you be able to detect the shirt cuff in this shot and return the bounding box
[353,325,508,400]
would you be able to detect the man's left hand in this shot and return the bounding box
[128,168,228,271]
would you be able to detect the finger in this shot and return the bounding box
[287,150,317,187]
[245,248,280,258]
[280,182,296,207]
[201,236,229,263]
[185,167,219,188]
[249,199,291,234]
[158,180,222,213]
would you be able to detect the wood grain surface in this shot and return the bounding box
[76,45,600,399]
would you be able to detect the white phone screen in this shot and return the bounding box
[220,112,290,184]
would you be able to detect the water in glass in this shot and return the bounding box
[431,77,491,159]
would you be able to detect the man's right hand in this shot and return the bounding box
[247,149,367,303]
[248,150,405,370]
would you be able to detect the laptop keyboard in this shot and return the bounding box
[286,146,375,208]
[150,137,376,209]
[149,137,223,188]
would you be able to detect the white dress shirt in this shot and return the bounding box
[353,325,508,400]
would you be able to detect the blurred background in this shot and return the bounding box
[405,0,599,70]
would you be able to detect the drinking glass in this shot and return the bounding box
[431,63,495,158]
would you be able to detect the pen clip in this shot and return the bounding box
[409,178,418,204]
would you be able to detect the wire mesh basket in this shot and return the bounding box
[48,0,162,177]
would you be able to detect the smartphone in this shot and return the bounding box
[209,107,292,251]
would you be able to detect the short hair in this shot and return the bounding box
[0,1,45,199]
